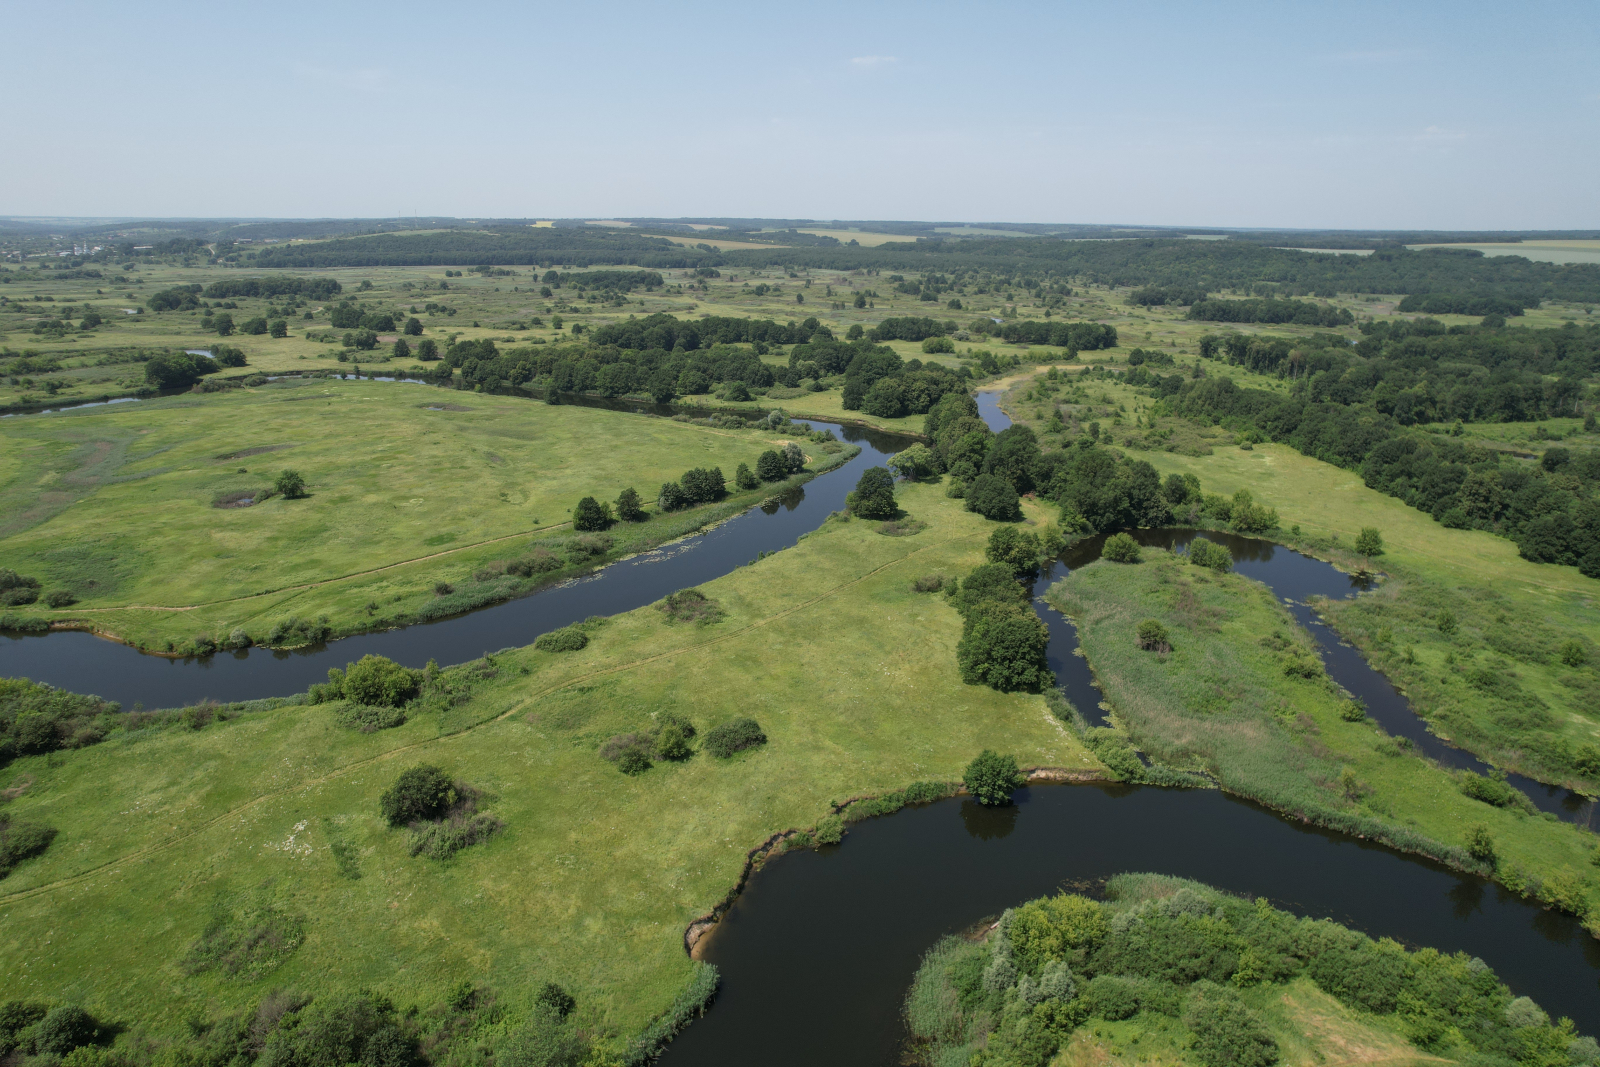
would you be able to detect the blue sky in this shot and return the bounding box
[5,0,1596,228]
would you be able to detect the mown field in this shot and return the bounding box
[0,480,1096,1039]
[0,380,821,649]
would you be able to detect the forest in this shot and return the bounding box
[247,229,722,270]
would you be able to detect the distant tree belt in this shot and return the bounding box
[986,320,1120,348]
[1396,292,1536,316]
[1162,373,1600,577]
[1186,298,1355,327]
[202,276,342,300]
[590,312,835,349]
[1126,285,1207,306]
[717,241,1600,304]
[248,229,722,270]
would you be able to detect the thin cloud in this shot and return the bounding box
[850,55,897,69]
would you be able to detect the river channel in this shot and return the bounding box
[5,387,1597,1059]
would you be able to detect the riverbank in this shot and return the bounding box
[1047,548,1600,932]
[0,479,1097,1043]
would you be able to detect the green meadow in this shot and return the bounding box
[0,481,1096,1037]
[0,380,819,650]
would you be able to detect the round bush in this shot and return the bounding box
[617,748,652,775]
[33,1005,97,1055]
[704,718,766,758]
[1187,537,1232,572]
[380,765,455,826]
[43,589,77,608]
[534,627,588,653]
[342,654,422,707]
[1135,619,1170,652]
[964,473,1021,521]
[1102,532,1141,563]
[963,750,1022,806]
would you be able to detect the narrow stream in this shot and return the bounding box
[975,392,1594,826]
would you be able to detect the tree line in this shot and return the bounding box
[1186,297,1355,327]
[202,276,342,300]
[249,228,722,270]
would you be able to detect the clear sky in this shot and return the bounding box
[5,0,1596,229]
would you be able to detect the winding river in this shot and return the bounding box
[4,387,1598,1060]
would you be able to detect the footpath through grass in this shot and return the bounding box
[0,379,833,650]
[0,481,1095,1039]
[1047,549,1600,928]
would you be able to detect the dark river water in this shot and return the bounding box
[6,387,1596,1060]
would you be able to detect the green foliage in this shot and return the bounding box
[31,1005,99,1056]
[1355,526,1384,556]
[1436,608,1457,634]
[734,462,759,490]
[275,469,307,499]
[986,525,1042,573]
[1560,639,1587,667]
[334,702,406,732]
[534,626,589,652]
[1187,537,1233,572]
[963,749,1023,806]
[887,443,938,481]
[1466,824,1498,863]
[616,748,652,775]
[144,350,219,389]
[256,991,412,1067]
[379,765,455,827]
[0,812,59,879]
[0,676,118,764]
[409,813,503,860]
[704,717,766,758]
[814,814,844,845]
[614,486,646,522]
[1102,532,1141,563]
[1135,618,1171,652]
[625,961,719,1064]
[1183,983,1279,1067]
[964,472,1021,521]
[572,495,613,531]
[655,721,691,761]
[328,655,422,707]
[957,600,1051,691]
[848,466,897,519]
[657,588,724,625]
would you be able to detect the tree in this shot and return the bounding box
[1560,639,1586,667]
[921,336,955,354]
[888,443,937,481]
[1183,984,1278,1067]
[145,351,219,389]
[32,1005,98,1055]
[963,750,1023,806]
[338,654,422,706]
[269,318,288,338]
[782,442,805,472]
[965,473,1021,521]
[416,338,439,360]
[1102,532,1141,563]
[723,380,751,401]
[404,316,423,336]
[853,292,866,309]
[393,338,411,360]
[756,449,787,481]
[1465,824,1496,864]
[213,312,234,336]
[680,467,726,503]
[735,462,759,490]
[1355,527,1384,556]
[213,344,247,367]
[275,469,307,499]
[958,602,1050,691]
[241,316,269,335]
[572,496,613,531]
[352,329,378,350]
[848,466,897,519]
[986,525,1042,573]
[615,487,645,522]
[658,481,689,511]
[380,765,454,825]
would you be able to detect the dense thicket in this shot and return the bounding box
[203,277,342,300]
[0,678,119,765]
[906,874,1591,1067]
[1187,297,1354,327]
[249,229,721,269]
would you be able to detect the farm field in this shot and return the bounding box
[0,480,1094,1039]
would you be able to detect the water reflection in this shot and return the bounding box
[959,798,1020,840]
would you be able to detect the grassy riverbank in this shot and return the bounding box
[1046,549,1600,924]
[0,479,1096,1041]
[0,379,851,651]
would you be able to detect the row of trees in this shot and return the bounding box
[571,446,808,529]
[1187,297,1355,327]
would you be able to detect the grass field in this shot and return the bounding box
[1046,549,1600,923]
[0,480,1095,1039]
[0,380,825,649]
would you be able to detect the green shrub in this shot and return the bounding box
[1187,537,1232,572]
[957,602,1051,691]
[848,466,897,519]
[963,750,1023,806]
[535,983,576,1020]
[409,814,503,859]
[1338,699,1367,722]
[617,748,652,775]
[657,588,724,625]
[43,589,76,608]
[32,1006,98,1056]
[815,814,844,844]
[534,627,589,652]
[0,1001,48,1056]
[1561,639,1588,667]
[335,703,407,732]
[1135,618,1170,652]
[0,813,59,878]
[380,765,455,826]
[274,469,307,499]
[704,718,766,758]
[1355,527,1384,556]
[655,721,692,761]
[1436,609,1457,634]
[334,654,422,707]
[256,992,410,1067]
[1466,824,1497,863]
[986,526,1042,573]
[912,575,947,593]
[1102,532,1141,563]
[615,486,646,521]
[1183,983,1278,1067]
